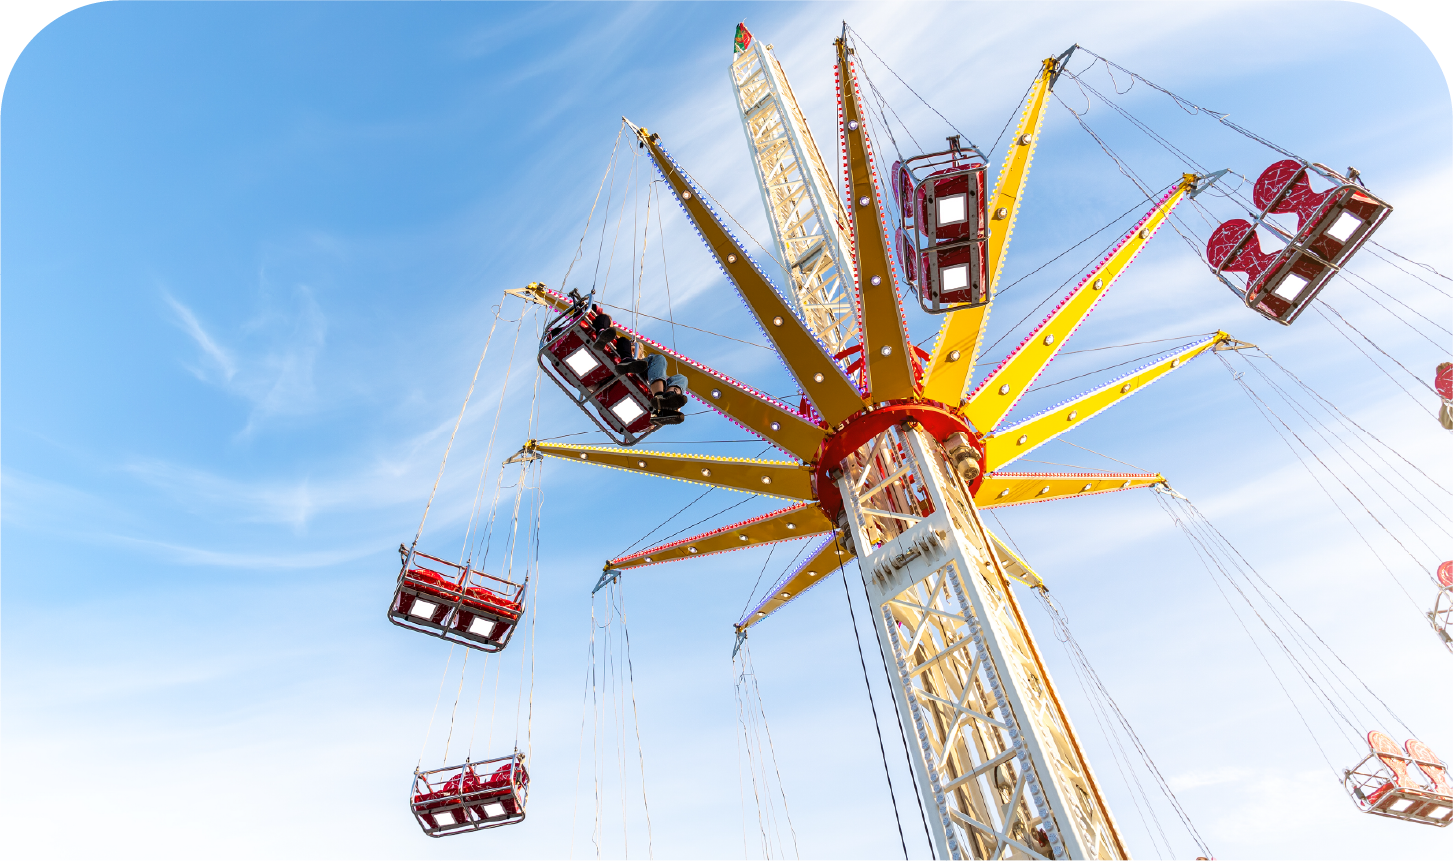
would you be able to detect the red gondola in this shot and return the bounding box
[1345,731,1453,826]
[539,290,661,446]
[1431,560,1453,651]
[1205,160,1391,325]
[411,752,529,836]
[388,548,523,652]
[893,137,989,314]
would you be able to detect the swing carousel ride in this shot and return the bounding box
[386,20,1453,859]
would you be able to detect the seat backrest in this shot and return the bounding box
[1252,160,1333,229]
[1434,363,1453,401]
[1206,220,1278,285]
[1437,560,1453,590]
[1406,739,1453,797]
[1370,730,1416,787]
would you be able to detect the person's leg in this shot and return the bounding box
[616,337,648,375]
[590,309,613,347]
[646,357,685,423]
[657,373,688,410]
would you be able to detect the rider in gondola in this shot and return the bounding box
[589,310,689,426]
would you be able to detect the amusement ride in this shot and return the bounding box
[385,21,1453,859]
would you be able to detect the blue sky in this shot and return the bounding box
[3,2,1452,859]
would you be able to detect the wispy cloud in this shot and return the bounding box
[162,284,329,437]
[164,291,237,381]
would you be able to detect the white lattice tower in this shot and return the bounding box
[838,423,1128,860]
[730,39,857,354]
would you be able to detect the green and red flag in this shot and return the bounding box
[733,23,753,54]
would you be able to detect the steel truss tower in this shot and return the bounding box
[839,424,1126,860]
[730,37,858,354]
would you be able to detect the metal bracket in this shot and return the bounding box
[1048,44,1078,91]
[731,626,747,658]
[1187,168,1229,200]
[504,281,559,307]
[503,442,542,465]
[1152,482,1189,501]
[592,565,619,595]
[1212,336,1258,352]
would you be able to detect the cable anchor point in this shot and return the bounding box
[503,441,542,466]
[592,564,620,595]
[731,626,748,658]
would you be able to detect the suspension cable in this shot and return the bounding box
[840,555,910,859]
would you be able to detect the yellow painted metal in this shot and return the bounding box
[965,175,1197,433]
[983,332,1228,472]
[921,56,1057,408]
[985,529,1045,589]
[739,532,855,630]
[526,440,815,500]
[977,471,1164,511]
[607,501,832,570]
[635,125,867,427]
[512,282,826,461]
[836,39,915,401]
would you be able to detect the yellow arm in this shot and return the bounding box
[527,440,815,500]
[977,471,1164,509]
[510,282,826,461]
[983,333,1229,471]
[921,53,1061,406]
[636,126,868,427]
[607,502,832,570]
[836,39,915,400]
[737,532,855,630]
[985,529,1045,589]
[964,175,1197,433]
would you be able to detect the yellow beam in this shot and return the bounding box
[977,471,1163,511]
[517,283,827,461]
[836,40,915,401]
[921,56,1058,409]
[527,440,815,500]
[964,176,1196,434]
[636,125,868,427]
[738,533,855,630]
[985,529,1046,589]
[607,502,832,570]
[983,333,1227,472]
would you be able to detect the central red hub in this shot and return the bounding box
[812,399,984,524]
